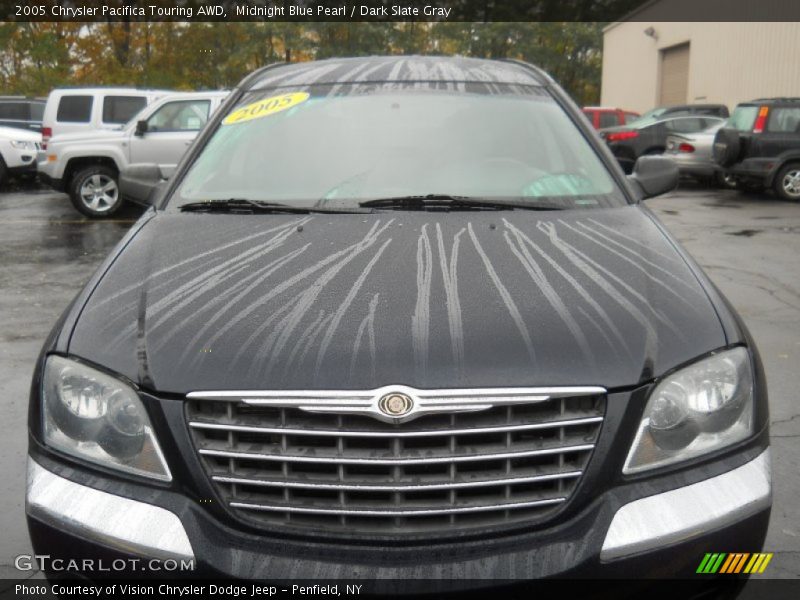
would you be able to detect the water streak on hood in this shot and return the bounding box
[69,207,726,394]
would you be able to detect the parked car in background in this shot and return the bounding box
[632,103,730,123]
[0,96,45,132]
[41,87,170,150]
[39,91,228,217]
[664,121,738,187]
[601,115,726,173]
[714,98,800,200]
[582,106,639,129]
[0,125,41,186]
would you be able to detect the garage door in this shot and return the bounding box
[659,43,690,106]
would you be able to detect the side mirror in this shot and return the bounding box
[134,120,148,136]
[627,155,679,200]
[119,163,168,206]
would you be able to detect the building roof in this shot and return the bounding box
[246,56,547,90]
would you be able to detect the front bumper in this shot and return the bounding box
[7,157,38,175]
[25,446,771,582]
[664,155,716,179]
[37,159,65,191]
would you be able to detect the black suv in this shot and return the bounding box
[0,96,46,132]
[714,98,800,200]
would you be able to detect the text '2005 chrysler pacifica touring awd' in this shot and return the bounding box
[26,57,771,589]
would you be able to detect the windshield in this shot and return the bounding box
[728,105,759,132]
[170,83,626,211]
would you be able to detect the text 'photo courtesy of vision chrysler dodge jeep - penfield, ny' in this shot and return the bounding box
[22,56,773,598]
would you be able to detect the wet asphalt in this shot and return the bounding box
[0,182,798,580]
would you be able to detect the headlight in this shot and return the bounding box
[623,347,753,474]
[11,140,36,150]
[42,355,171,481]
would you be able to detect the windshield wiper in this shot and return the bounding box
[180,199,369,214]
[358,194,565,211]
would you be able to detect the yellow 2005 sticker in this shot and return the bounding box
[222,92,310,125]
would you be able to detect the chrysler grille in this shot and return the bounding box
[186,386,606,535]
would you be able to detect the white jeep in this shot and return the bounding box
[38,91,228,217]
[0,125,41,186]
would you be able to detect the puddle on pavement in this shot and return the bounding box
[726,229,762,237]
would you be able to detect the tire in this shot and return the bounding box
[714,170,738,189]
[712,128,741,167]
[0,156,7,188]
[68,165,122,218]
[773,162,800,201]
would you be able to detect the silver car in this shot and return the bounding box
[665,122,737,187]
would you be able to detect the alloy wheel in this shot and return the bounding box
[782,169,800,198]
[79,174,119,213]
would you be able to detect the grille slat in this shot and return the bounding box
[230,497,566,517]
[198,443,596,465]
[212,470,582,491]
[186,386,605,535]
[188,415,603,438]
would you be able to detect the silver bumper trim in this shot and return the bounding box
[26,457,194,561]
[601,449,772,561]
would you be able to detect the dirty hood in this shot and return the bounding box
[69,207,726,394]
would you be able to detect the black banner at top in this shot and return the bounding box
[3,0,800,23]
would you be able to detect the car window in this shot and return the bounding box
[665,118,706,133]
[728,106,758,132]
[172,84,627,210]
[57,96,93,123]
[0,101,29,120]
[598,112,618,128]
[624,112,639,124]
[626,108,666,127]
[30,102,44,121]
[767,107,800,133]
[103,96,147,124]
[146,100,211,132]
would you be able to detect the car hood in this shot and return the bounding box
[0,126,41,142]
[69,207,726,394]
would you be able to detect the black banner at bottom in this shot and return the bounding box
[1,578,800,600]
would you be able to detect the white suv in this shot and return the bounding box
[41,88,170,149]
[39,91,228,217]
[0,125,41,186]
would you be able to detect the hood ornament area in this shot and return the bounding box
[378,392,414,418]
[187,385,606,424]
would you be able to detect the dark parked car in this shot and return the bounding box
[582,106,639,129]
[26,57,770,590]
[0,96,45,132]
[602,114,726,173]
[634,103,730,122]
[714,98,800,200]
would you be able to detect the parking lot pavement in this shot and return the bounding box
[0,184,797,579]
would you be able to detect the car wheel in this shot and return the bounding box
[774,163,800,201]
[0,156,7,188]
[69,165,122,218]
[714,171,738,189]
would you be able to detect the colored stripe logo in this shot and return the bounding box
[697,553,773,574]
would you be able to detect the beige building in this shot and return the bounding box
[600,0,800,114]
